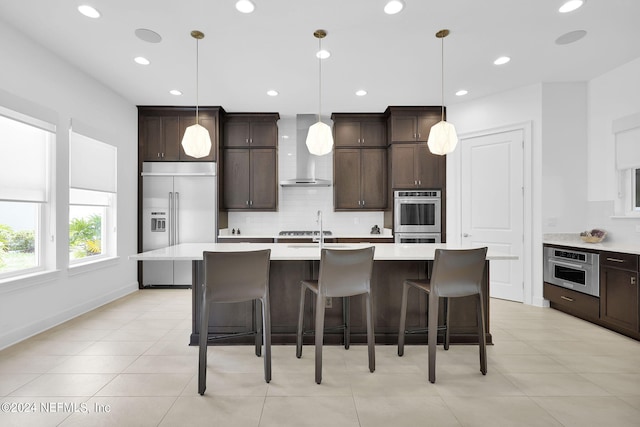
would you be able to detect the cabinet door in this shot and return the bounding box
[361,121,386,147]
[415,144,444,188]
[334,120,362,147]
[600,267,639,332]
[223,149,250,209]
[361,149,387,209]
[142,116,163,161]
[391,144,418,188]
[224,121,251,147]
[249,121,278,147]
[249,149,277,209]
[334,149,362,209]
[416,111,441,142]
[178,115,216,161]
[160,117,181,161]
[390,115,417,142]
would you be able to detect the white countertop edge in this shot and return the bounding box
[543,239,640,255]
[130,242,517,261]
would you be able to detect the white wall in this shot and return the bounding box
[586,57,640,244]
[0,20,138,349]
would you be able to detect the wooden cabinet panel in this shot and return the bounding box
[334,121,361,147]
[417,112,441,142]
[331,114,386,147]
[390,144,418,188]
[544,282,599,321]
[142,116,162,161]
[390,115,418,142]
[223,149,250,209]
[223,113,279,148]
[600,251,639,333]
[360,120,386,147]
[141,116,180,161]
[223,121,250,147]
[249,149,277,209]
[390,143,444,189]
[249,121,278,147]
[386,106,442,143]
[415,144,444,188]
[334,148,386,210]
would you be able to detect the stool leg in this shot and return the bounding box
[262,297,272,383]
[366,292,375,373]
[443,297,450,351]
[315,293,326,384]
[198,289,209,395]
[428,289,439,384]
[397,282,409,357]
[296,285,306,359]
[477,293,487,375]
[344,296,350,350]
[254,299,262,357]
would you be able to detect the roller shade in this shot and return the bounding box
[614,113,640,170]
[69,131,116,193]
[0,113,52,202]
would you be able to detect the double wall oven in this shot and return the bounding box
[393,190,441,243]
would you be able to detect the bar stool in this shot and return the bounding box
[198,249,271,395]
[397,247,488,383]
[296,246,375,384]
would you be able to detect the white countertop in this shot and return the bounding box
[130,242,517,262]
[543,233,640,255]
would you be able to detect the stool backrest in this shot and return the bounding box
[431,247,488,298]
[203,249,271,303]
[318,247,375,297]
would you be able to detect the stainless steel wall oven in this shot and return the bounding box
[393,190,441,243]
[543,247,600,297]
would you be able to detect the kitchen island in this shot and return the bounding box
[131,243,516,346]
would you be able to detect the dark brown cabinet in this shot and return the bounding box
[223,148,277,210]
[223,113,278,148]
[138,107,220,162]
[334,148,387,210]
[390,143,444,189]
[385,106,441,143]
[331,113,387,147]
[600,251,639,334]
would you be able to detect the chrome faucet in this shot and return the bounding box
[316,210,324,250]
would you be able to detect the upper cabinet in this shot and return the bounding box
[223,113,279,148]
[390,144,445,189]
[331,113,387,147]
[334,148,387,210]
[385,106,442,143]
[138,106,221,162]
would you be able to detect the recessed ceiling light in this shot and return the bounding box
[316,50,331,59]
[78,5,100,19]
[494,56,511,65]
[456,90,468,96]
[559,0,585,13]
[384,0,405,15]
[555,30,587,45]
[134,56,150,65]
[135,28,162,43]
[267,90,279,97]
[169,89,182,96]
[236,0,255,13]
[355,90,367,96]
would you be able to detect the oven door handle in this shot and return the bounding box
[551,260,585,270]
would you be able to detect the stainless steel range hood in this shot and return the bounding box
[279,114,332,187]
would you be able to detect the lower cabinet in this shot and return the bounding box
[543,282,599,322]
[599,251,639,334]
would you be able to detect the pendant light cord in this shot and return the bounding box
[318,36,322,123]
[195,37,200,125]
[440,35,444,122]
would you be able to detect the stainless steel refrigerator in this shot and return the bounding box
[141,162,217,286]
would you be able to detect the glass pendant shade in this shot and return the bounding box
[306,121,334,156]
[427,120,458,156]
[181,123,212,158]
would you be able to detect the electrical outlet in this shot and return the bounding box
[325,297,332,308]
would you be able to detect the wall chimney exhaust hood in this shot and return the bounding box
[280,114,332,187]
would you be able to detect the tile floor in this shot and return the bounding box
[1,289,640,426]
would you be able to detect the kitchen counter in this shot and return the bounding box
[131,242,516,262]
[543,234,640,255]
[217,228,394,241]
[132,243,516,347]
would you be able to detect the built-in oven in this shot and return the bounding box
[543,247,600,297]
[395,233,441,244]
[393,190,441,234]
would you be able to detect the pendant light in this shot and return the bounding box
[181,30,212,159]
[306,29,334,156]
[427,29,458,156]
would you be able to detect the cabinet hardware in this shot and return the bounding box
[418,180,421,186]
[357,200,361,206]
[246,201,249,206]
[632,277,637,285]
[250,200,253,206]
[414,180,417,185]
[362,200,365,206]
[560,295,574,302]
[606,257,625,263]
[417,133,421,138]
[245,138,249,144]
[361,138,365,144]
[157,153,160,158]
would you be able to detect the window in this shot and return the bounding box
[69,130,117,264]
[613,113,640,216]
[0,110,54,279]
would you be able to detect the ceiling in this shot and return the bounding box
[1,0,639,117]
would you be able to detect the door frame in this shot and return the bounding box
[447,121,537,305]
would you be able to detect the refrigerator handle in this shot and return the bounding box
[175,192,180,244]
[168,192,173,246]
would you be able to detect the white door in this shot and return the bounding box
[461,129,524,301]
